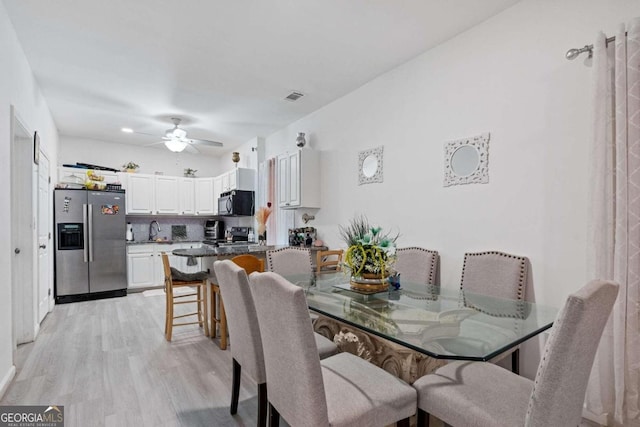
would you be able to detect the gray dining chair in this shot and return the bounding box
[395,247,439,285]
[249,271,417,427]
[460,250,529,373]
[213,260,339,427]
[413,279,618,427]
[266,247,313,275]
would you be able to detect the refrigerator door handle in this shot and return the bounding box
[88,204,94,262]
[83,203,89,263]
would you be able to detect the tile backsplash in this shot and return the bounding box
[126,216,253,242]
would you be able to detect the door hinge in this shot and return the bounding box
[48,176,51,183]
[48,232,52,240]
[48,288,51,296]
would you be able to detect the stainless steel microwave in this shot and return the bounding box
[218,190,255,216]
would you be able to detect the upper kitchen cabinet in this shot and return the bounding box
[179,177,196,215]
[277,149,320,209]
[195,177,215,215]
[126,173,155,214]
[213,175,223,215]
[221,168,256,192]
[154,176,180,214]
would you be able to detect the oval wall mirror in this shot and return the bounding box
[450,145,480,176]
[362,154,378,178]
[358,146,384,185]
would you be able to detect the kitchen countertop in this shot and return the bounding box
[126,240,203,245]
[172,245,329,257]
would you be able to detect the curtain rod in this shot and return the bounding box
[566,33,624,60]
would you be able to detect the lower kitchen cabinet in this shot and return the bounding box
[126,243,202,289]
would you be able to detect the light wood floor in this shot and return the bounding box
[1,292,269,427]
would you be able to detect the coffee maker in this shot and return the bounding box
[204,220,224,244]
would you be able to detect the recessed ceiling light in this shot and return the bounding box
[121,127,133,133]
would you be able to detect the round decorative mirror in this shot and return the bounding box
[443,133,490,187]
[362,154,378,178]
[450,145,480,177]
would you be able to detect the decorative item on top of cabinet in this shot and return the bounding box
[232,152,240,166]
[295,132,307,148]
[443,132,490,187]
[184,168,197,177]
[277,149,320,209]
[122,161,139,173]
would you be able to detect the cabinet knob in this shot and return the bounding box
[149,210,152,213]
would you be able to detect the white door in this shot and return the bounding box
[127,252,156,288]
[37,152,51,323]
[277,154,289,207]
[10,107,35,346]
[213,176,222,215]
[195,178,214,215]
[287,151,301,206]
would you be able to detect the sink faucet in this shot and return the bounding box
[149,220,161,241]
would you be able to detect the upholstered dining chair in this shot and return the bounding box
[316,249,344,273]
[213,260,339,427]
[266,247,313,275]
[460,251,529,373]
[395,247,439,285]
[161,253,209,341]
[413,279,618,427]
[249,271,417,427]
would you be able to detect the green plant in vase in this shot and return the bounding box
[339,215,397,286]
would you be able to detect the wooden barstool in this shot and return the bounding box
[209,254,265,350]
[162,253,209,341]
[316,249,344,273]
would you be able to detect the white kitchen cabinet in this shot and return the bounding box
[126,244,157,288]
[126,174,155,214]
[154,176,180,214]
[220,168,256,192]
[213,176,223,215]
[179,177,196,215]
[126,243,200,288]
[195,178,215,215]
[277,149,320,209]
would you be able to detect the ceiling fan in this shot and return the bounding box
[140,118,224,153]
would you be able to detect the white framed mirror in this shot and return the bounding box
[358,146,384,185]
[443,133,490,187]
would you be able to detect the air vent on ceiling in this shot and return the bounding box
[284,91,305,102]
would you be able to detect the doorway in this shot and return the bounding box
[10,106,35,347]
[37,151,51,323]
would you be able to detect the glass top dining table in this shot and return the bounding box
[282,272,558,362]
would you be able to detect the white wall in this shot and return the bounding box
[264,0,640,375]
[59,136,224,177]
[0,1,59,397]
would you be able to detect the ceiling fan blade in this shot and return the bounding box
[144,141,166,147]
[184,144,199,154]
[134,131,163,138]
[188,138,224,147]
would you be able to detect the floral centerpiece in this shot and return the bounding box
[122,161,139,172]
[339,215,397,291]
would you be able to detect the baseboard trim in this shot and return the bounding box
[0,365,16,400]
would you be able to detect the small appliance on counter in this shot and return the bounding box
[217,227,258,246]
[126,222,134,241]
[203,219,224,245]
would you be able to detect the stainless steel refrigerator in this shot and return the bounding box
[54,189,127,302]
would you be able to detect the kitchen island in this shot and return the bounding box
[172,244,328,350]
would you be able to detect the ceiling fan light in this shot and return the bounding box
[164,139,187,152]
[173,128,187,139]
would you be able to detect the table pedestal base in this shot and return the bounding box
[313,315,446,385]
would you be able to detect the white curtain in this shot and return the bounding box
[586,19,640,427]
